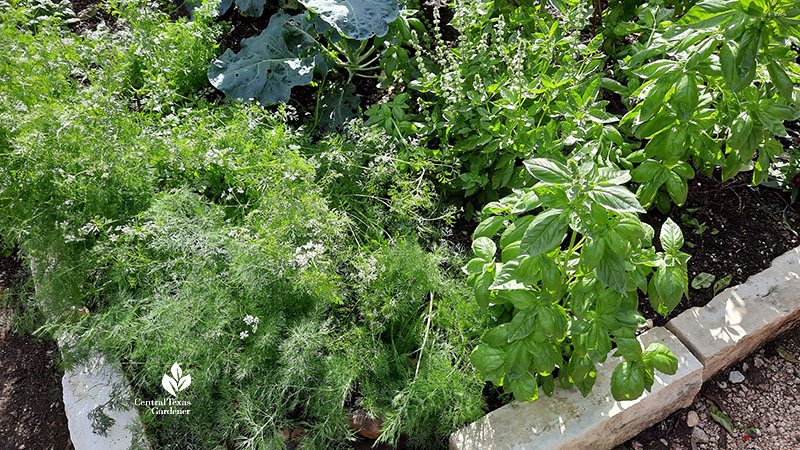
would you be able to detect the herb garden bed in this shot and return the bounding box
[3,0,800,448]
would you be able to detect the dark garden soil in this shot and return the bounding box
[626,325,800,450]
[68,0,117,34]
[216,5,277,54]
[0,255,74,450]
[641,171,800,327]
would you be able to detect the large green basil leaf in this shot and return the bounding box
[470,344,505,383]
[665,171,688,206]
[659,218,684,253]
[670,74,699,122]
[613,337,643,360]
[631,160,667,182]
[580,236,605,271]
[523,158,571,184]
[500,215,535,248]
[611,361,645,401]
[208,12,320,104]
[567,353,597,396]
[508,308,537,342]
[299,0,399,39]
[719,41,739,90]
[526,339,562,374]
[589,185,645,213]
[483,324,510,346]
[474,215,506,240]
[595,250,627,294]
[472,236,496,261]
[521,209,568,256]
[473,271,494,309]
[537,304,568,340]
[586,323,612,360]
[767,62,794,101]
[506,369,539,402]
[675,0,735,29]
[649,263,686,315]
[642,343,678,375]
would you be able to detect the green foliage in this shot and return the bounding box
[304,123,457,239]
[0,3,484,448]
[465,157,687,402]
[380,0,799,219]
[108,0,223,111]
[760,137,800,202]
[406,0,611,207]
[314,80,360,131]
[610,0,800,211]
[300,0,399,39]
[207,0,408,108]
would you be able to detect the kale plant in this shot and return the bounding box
[205,0,412,131]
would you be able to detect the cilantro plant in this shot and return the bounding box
[465,157,688,401]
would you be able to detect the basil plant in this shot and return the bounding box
[465,157,689,402]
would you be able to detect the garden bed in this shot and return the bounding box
[3,0,800,448]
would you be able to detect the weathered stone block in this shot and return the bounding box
[62,352,149,450]
[449,327,702,450]
[666,247,800,380]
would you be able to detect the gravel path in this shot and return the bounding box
[627,325,800,450]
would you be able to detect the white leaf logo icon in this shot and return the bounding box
[162,363,191,397]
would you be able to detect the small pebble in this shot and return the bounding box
[687,410,700,427]
[742,362,749,371]
[754,356,764,368]
[718,381,728,389]
[729,370,745,384]
[660,438,668,447]
[692,427,710,443]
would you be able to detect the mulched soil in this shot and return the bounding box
[641,171,800,326]
[626,326,800,450]
[0,255,74,450]
[67,0,117,34]
[216,5,277,54]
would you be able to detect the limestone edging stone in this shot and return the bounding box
[665,247,800,380]
[449,327,703,450]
